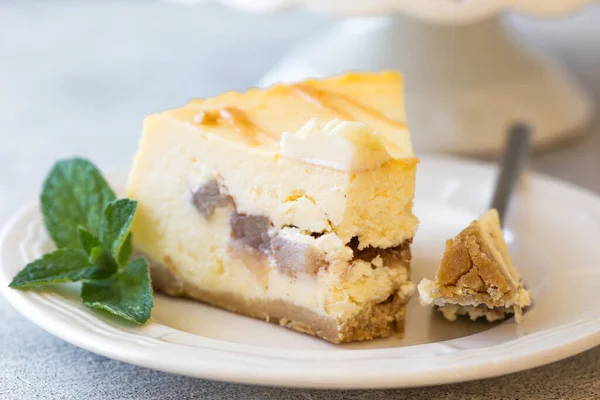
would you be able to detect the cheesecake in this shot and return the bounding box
[418,209,531,322]
[127,71,419,343]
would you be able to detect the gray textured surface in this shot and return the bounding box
[1,2,599,399]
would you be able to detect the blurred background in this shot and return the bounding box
[0,0,599,226]
[1,2,600,397]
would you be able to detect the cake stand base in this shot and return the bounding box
[259,15,593,155]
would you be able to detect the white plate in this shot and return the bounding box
[2,156,600,389]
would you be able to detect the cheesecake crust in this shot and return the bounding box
[150,257,410,344]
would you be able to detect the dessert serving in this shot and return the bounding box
[7,70,533,349]
[127,71,419,343]
[418,209,531,322]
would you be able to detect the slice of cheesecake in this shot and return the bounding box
[127,71,419,343]
[418,209,531,322]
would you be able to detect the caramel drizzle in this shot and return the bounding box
[291,84,407,129]
[192,83,408,150]
[291,84,354,120]
[291,84,407,153]
[195,106,264,146]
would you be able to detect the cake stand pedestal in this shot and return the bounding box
[259,15,593,155]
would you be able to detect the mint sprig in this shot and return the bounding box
[81,257,153,324]
[9,158,153,324]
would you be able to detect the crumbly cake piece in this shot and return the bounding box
[418,209,531,322]
[127,71,419,343]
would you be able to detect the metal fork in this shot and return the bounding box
[490,124,532,226]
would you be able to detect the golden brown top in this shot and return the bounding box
[163,71,413,158]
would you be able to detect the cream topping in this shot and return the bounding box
[280,118,391,172]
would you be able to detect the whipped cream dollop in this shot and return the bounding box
[279,119,391,172]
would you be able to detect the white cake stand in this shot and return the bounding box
[178,0,596,154]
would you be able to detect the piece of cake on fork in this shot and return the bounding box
[127,71,419,343]
[418,209,531,322]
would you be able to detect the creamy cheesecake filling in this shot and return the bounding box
[135,204,413,319]
[191,178,413,279]
[138,176,415,331]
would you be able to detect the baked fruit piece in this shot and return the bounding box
[127,71,419,343]
[418,209,531,322]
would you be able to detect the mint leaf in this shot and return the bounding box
[9,249,98,288]
[89,247,119,279]
[81,257,153,324]
[41,158,116,248]
[77,226,101,255]
[99,199,137,260]
[117,234,133,267]
[11,156,153,326]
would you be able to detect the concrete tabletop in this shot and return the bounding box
[1,2,599,398]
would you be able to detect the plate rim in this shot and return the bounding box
[2,155,600,389]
